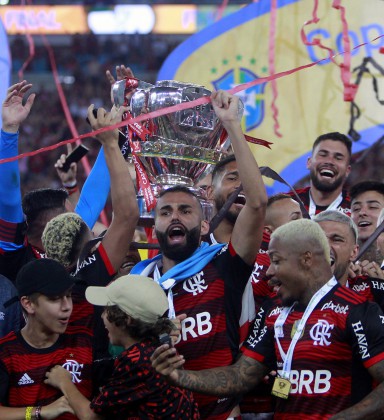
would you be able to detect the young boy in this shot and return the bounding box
[45,274,200,419]
[0,259,93,419]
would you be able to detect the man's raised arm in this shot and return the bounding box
[86,104,139,272]
[211,90,267,265]
[0,81,35,223]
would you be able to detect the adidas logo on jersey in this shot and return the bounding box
[18,373,34,385]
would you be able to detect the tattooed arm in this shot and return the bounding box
[151,345,268,396]
[330,360,384,420]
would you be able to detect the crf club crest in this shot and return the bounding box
[62,359,84,383]
[309,320,334,346]
[183,271,207,296]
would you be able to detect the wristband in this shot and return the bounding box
[65,185,79,196]
[25,406,33,420]
[62,180,77,188]
[35,406,42,419]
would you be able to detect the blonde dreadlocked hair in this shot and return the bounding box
[42,212,89,268]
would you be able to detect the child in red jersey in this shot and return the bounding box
[0,258,93,419]
[45,274,200,419]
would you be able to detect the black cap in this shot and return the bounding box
[16,259,74,297]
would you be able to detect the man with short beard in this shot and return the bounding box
[289,132,352,218]
[131,90,267,419]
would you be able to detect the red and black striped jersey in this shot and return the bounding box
[91,339,200,419]
[242,283,384,419]
[0,220,45,282]
[168,242,253,420]
[0,326,93,419]
[349,275,384,311]
[251,230,273,307]
[70,243,116,360]
[288,187,351,217]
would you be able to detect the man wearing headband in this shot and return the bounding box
[45,274,199,419]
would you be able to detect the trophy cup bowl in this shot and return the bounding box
[113,78,243,220]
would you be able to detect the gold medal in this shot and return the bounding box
[290,320,305,339]
[271,377,291,399]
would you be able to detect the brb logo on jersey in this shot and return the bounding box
[62,359,84,383]
[212,64,267,131]
[309,320,334,346]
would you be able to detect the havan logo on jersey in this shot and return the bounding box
[352,321,371,359]
[246,306,265,348]
[309,319,334,346]
[72,253,97,277]
[371,280,384,291]
[62,359,84,383]
[183,271,207,296]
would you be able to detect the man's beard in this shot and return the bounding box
[281,295,297,307]
[310,170,344,193]
[332,261,349,282]
[214,196,238,225]
[156,226,201,262]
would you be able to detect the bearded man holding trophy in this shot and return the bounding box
[110,76,268,419]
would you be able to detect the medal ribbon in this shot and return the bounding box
[274,277,338,380]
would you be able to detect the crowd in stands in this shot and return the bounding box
[9,33,182,206]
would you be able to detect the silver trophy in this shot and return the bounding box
[113,78,241,219]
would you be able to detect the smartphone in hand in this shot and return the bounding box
[159,333,173,347]
[61,144,89,172]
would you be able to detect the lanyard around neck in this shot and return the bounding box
[274,277,338,380]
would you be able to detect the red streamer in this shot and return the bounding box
[215,0,230,21]
[268,0,282,138]
[301,0,357,102]
[332,0,358,101]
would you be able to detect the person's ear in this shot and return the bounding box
[300,251,312,268]
[264,225,273,235]
[21,296,36,315]
[350,243,359,262]
[306,156,312,170]
[201,220,210,236]
[206,185,214,200]
[345,164,351,178]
